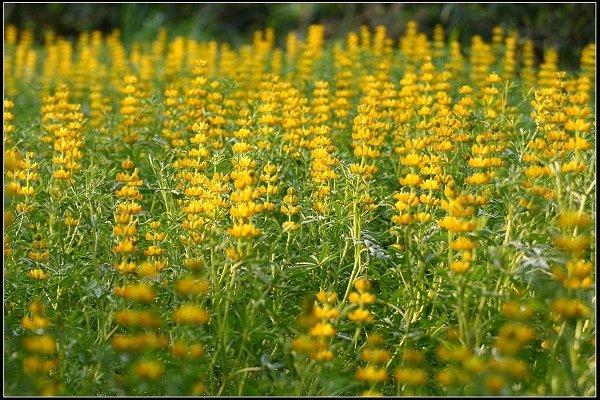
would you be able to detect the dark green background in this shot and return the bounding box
[4,3,596,68]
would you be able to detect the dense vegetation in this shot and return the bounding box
[3,18,596,396]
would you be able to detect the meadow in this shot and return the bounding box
[3,21,596,396]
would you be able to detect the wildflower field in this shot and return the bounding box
[3,21,596,396]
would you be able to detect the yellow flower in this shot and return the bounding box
[554,234,589,253]
[112,239,136,254]
[564,118,591,132]
[133,360,164,380]
[465,172,493,185]
[144,245,165,257]
[112,333,169,352]
[551,298,589,320]
[138,261,160,278]
[437,217,476,233]
[309,322,336,337]
[312,305,339,320]
[173,304,210,325]
[28,269,48,280]
[450,261,470,273]
[114,283,156,302]
[114,260,137,274]
[22,356,58,375]
[394,367,427,385]
[501,301,534,320]
[282,220,300,232]
[496,322,535,355]
[441,199,473,218]
[22,315,50,331]
[402,349,425,366]
[361,348,391,364]
[366,333,384,346]
[29,300,46,315]
[348,291,376,306]
[23,335,56,354]
[485,374,505,394]
[392,214,412,225]
[292,336,318,353]
[400,153,421,166]
[315,291,337,304]
[451,236,477,251]
[414,212,432,223]
[183,258,205,272]
[354,278,371,292]
[356,365,387,383]
[489,357,528,378]
[191,382,207,395]
[171,340,204,359]
[175,277,210,295]
[348,308,374,324]
[420,178,440,190]
[115,310,162,328]
[311,349,334,362]
[399,173,422,186]
[227,222,261,238]
[557,211,591,228]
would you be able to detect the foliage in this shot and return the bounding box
[3,18,596,396]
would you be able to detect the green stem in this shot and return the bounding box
[342,192,363,304]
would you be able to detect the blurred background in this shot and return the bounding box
[4,3,596,68]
